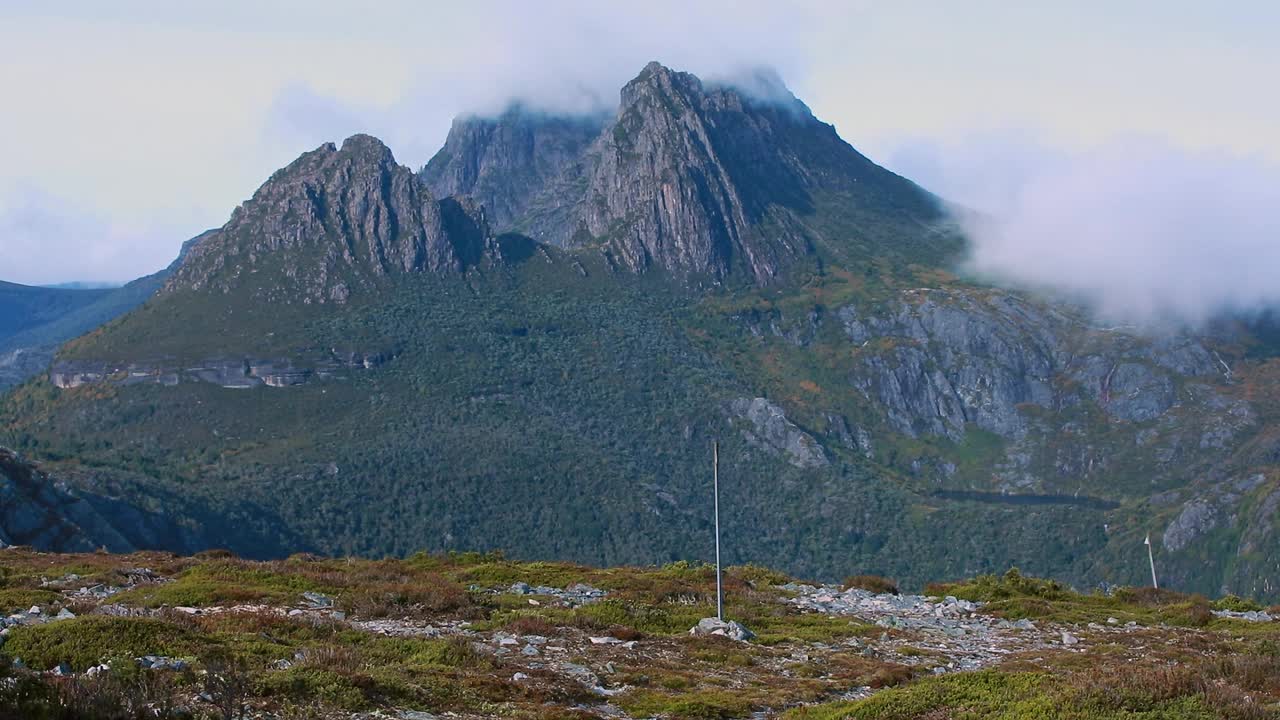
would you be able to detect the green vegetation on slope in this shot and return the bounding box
[2,253,1120,591]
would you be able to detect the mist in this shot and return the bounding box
[260,2,817,172]
[883,134,1280,328]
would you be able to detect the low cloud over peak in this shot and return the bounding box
[885,134,1280,328]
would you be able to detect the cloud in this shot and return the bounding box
[882,134,1280,328]
[0,185,192,286]
[254,1,818,169]
[6,3,1279,287]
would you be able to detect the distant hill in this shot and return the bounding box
[40,281,124,290]
[0,230,213,389]
[0,281,113,341]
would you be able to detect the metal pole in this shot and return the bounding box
[1146,534,1159,589]
[713,440,723,621]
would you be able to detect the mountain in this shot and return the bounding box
[170,135,492,306]
[421,103,608,234]
[2,62,1278,602]
[424,62,952,284]
[0,231,211,390]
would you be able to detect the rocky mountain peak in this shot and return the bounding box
[620,60,702,103]
[339,132,395,159]
[169,134,491,303]
[421,105,607,234]
[420,61,947,285]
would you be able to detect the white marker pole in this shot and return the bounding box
[713,440,723,621]
[1144,533,1159,589]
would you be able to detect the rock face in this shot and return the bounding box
[421,105,607,234]
[0,447,201,553]
[170,135,492,301]
[48,350,391,389]
[421,62,944,284]
[730,397,828,468]
[839,289,1234,443]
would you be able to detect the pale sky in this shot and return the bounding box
[2,1,1278,292]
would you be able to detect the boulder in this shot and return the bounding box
[690,617,755,642]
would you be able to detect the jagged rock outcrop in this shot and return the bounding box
[422,106,607,233]
[421,62,945,284]
[170,135,491,302]
[839,288,1235,442]
[0,447,201,553]
[730,397,828,468]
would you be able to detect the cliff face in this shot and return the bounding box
[838,289,1237,445]
[421,106,606,234]
[170,135,492,303]
[420,63,946,284]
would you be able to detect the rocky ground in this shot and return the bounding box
[0,550,1276,719]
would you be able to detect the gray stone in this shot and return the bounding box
[690,617,755,642]
[729,397,828,468]
[1164,500,1218,553]
[301,591,333,608]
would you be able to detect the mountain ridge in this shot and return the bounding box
[167,134,494,304]
[423,61,951,285]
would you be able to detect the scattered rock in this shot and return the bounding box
[557,662,600,687]
[782,583,1068,672]
[1212,609,1274,622]
[690,617,755,642]
[501,582,607,606]
[301,591,333,608]
[137,656,189,671]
